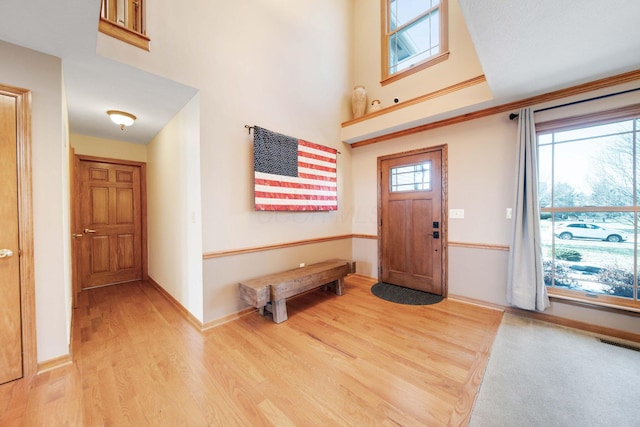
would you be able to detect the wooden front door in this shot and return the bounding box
[0,93,23,384]
[379,147,446,295]
[76,158,143,289]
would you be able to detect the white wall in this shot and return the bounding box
[350,112,516,280]
[98,0,354,322]
[98,0,353,245]
[147,95,204,321]
[0,41,70,362]
[351,113,516,240]
[71,133,148,162]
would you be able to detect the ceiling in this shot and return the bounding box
[0,0,638,144]
[458,0,640,100]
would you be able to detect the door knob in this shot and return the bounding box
[72,233,84,238]
[0,249,14,258]
[84,228,97,233]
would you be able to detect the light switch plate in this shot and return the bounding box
[449,209,464,219]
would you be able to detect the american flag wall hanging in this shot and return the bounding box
[253,126,338,211]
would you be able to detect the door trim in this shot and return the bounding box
[72,154,148,303]
[0,83,36,379]
[377,144,449,296]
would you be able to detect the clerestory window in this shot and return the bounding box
[537,105,640,311]
[381,0,449,85]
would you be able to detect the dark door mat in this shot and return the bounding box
[371,282,444,305]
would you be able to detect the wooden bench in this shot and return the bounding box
[238,259,356,323]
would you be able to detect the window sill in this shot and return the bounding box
[381,51,450,87]
[99,18,150,51]
[548,288,640,316]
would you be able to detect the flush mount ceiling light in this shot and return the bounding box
[107,110,136,130]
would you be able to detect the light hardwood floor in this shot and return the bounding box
[0,275,503,426]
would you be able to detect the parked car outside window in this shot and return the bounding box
[554,222,628,242]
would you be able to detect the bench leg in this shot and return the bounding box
[272,299,288,323]
[335,278,345,296]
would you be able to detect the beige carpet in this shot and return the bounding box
[470,313,640,427]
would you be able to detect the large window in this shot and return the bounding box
[381,0,449,85]
[537,106,640,310]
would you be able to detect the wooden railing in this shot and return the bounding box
[99,0,150,51]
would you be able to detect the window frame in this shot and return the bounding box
[380,0,449,86]
[536,104,640,313]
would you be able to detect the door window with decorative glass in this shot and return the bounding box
[382,0,448,84]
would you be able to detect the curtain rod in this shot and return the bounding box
[508,87,640,120]
[244,124,341,153]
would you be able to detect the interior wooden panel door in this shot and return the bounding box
[380,149,444,295]
[0,93,23,384]
[78,160,142,289]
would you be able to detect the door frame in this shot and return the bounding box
[0,83,36,379]
[71,154,148,305]
[377,144,449,296]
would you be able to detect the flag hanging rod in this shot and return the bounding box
[508,87,640,120]
[244,124,341,153]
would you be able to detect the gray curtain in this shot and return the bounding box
[507,108,550,311]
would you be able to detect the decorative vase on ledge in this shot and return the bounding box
[351,85,367,119]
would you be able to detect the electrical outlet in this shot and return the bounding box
[506,208,513,219]
[299,262,305,268]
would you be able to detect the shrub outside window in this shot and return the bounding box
[537,107,640,310]
[381,0,449,85]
